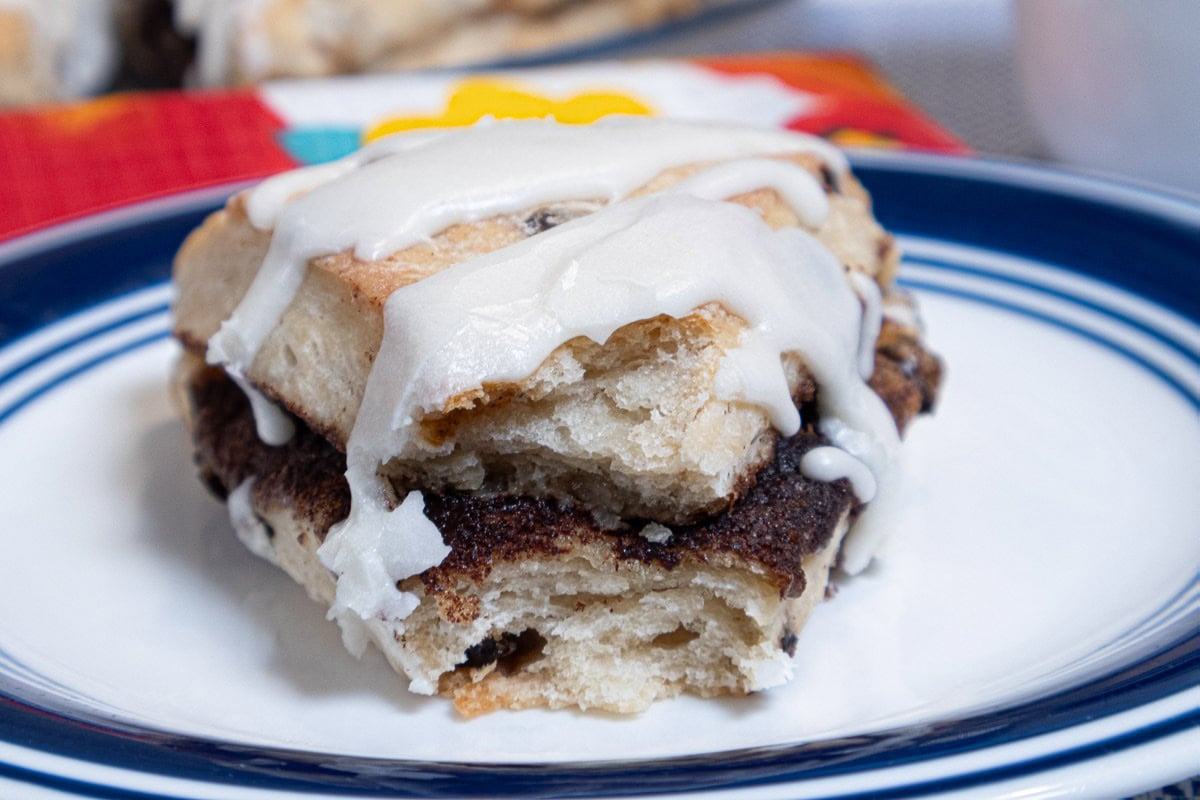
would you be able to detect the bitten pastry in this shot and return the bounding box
[171,118,941,714]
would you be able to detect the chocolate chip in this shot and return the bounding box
[819,163,841,194]
[461,629,545,669]
[521,205,593,235]
[463,637,502,668]
[201,469,228,500]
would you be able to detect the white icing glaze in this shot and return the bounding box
[352,193,894,467]
[227,478,276,563]
[345,188,899,587]
[819,416,897,575]
[210,119,901,631]
[241,128,451,230]
[317,490,450,660]
[846,269,883,379]
[800,446,877,503]
[228,371,294,446]
[665,158,830,228]
[838,491,896,576]
[208,118,846,384]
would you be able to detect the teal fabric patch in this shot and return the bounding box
[277,127,361,165]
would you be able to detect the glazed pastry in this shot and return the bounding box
[171,118,941,713]
[127,0,701,86]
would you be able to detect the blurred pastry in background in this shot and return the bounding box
[116,0,196,89]
[120,0,700,88]
[0,0,117,105]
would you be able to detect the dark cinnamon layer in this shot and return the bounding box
[183,319,938,601]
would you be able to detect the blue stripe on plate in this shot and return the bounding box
[900,277,1199,409]
[5,709,1200,800]
[0,305,169,389]
[0,207,203,349]
[852,159,1200,321]
[2,690,1199,800]
[903,255,1199,369]
[0,759,179,800]
[0,330,170,427]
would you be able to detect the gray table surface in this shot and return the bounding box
[635,0,1047,159]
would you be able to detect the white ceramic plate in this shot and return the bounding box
[0,154,1197,799]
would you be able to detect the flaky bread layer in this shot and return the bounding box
[172,154,898,524]
[266,496,848,715]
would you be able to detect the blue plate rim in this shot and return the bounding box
[0,152,1197,798]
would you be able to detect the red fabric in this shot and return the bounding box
[699,53,970,154]
[0,56,967,243]
[0,90,296,242]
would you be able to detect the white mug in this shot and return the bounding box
[1014,0,1200,195]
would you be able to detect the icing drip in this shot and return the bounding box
[883,292,922,330]
[800,446,877,503]
[846,269,883,379]
[317,490,450,666]
[227,478,276,563]
[228,372,295,446]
